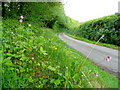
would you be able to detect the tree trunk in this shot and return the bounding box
[2,2,5,17]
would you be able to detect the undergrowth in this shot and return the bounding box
[2,19,118,88]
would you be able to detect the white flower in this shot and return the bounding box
[28,24,31,27]
[20,16,24,19]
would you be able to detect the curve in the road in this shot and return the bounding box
[59,33,119,78]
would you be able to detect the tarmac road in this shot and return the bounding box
[59,33,119,78]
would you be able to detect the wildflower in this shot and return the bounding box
[106,56,112,62]
[94,73,99,76]
[54,48,57,50]
[28,24,31,27]
[32,57,34,60]
[20,16,24,19]
[19,19,23,22]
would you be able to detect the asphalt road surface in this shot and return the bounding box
[59,33,119,78]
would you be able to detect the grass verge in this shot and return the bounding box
[2,19,119,88]
[65,33,119,50]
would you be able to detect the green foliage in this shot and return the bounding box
[2,19,63,88]
[2,2,29,18]
[66,14,120,46]
[2,2,66,29]
[2,19,118,88]
[2,2,119,88]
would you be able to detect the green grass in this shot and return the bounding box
[2,19,119,88]
[65,33,119,50]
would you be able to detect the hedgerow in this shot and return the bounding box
[67,14,120,46]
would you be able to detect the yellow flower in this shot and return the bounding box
[54,48,57,50]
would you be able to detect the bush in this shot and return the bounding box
[67,14,120,46]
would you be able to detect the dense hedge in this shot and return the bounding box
[68,14,120,46]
